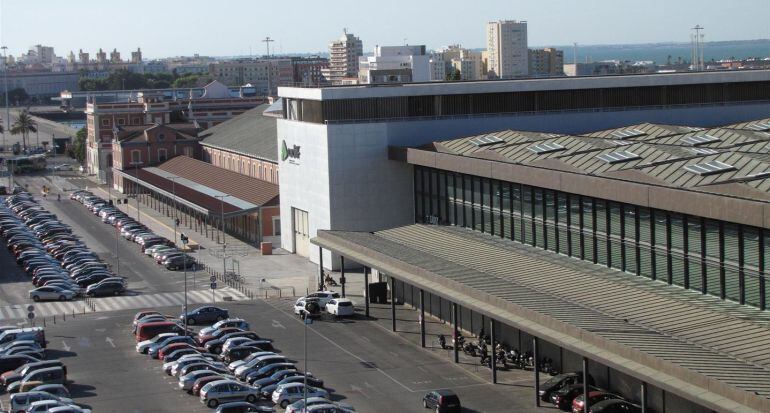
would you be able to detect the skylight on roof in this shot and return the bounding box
[748,121,770,131]
[687,147,720,155]
[528,142,565,154]
[540,133,561,139]
[683,160,736,176]
[681,133,720,146]
[596,150,641,164]
[469,135,503,147]
[609,129,645,139]
[610,140,634,146]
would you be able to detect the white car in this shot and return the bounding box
[197,318,249,338]
[135,332,179,354]
[305,291,340,307]
[326,298,355,317]
[9,391,73,413]
[28,286,77,301]
[272,382,330,409]
[144,245,173,256]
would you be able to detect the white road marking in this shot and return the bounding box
[105,337,115,348]
[61,340,71,351]
[271,319,286,329]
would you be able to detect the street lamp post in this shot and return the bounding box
[214,195,230,279]
[1,46,8,154]
[169,176,179,247]
[181,233,189,333]
[130,161,142,223]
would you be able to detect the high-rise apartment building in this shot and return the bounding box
[328,30,363,85]
[131,48,142,64]
[486,20,528,79]
[358,45,429,84]
[209,59,293,95]
[435,45,484,81]
[528,47,564,77]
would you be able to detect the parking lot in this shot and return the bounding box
[13,297,547,413]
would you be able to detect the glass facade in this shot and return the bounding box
[414,166,770,311]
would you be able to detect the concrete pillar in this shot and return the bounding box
[583,358,590,413]
[363,266,370,318]
[533,337,540,407]
[390,277,396,332]
[419,289,425,348]
[452,303,459,363]
[641,382,647,413]
[318,246,324,291]
[490,319,497,384]
[340,256,346,298]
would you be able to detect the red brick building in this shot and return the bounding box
[112,123,201,192]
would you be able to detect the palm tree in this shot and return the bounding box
[10,110,36,150]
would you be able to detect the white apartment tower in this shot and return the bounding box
[329,30,363,85]
[486,20,528,79]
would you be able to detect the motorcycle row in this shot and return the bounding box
[437,333,559,375]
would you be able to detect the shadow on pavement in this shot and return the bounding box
[46,349,77,358]
[67,382,97,398]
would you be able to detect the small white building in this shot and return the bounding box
[358,45,430,84]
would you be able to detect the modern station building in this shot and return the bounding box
[277,70,770,412]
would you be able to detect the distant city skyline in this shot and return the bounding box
[2,0,769,59]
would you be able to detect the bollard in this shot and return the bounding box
[63,312,66,322]
[43,319,46,327]
[265,290,268,298]
[53,315,56,324]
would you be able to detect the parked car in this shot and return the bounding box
[573,391,623,413]
[135,332,180,354]
[284,397,334,413]
[215,401,274,413]
[589,399,642,413]
[85,281,126,297]
[540,372,594,403]
[198,319,250,339]
[180,306,229,326]
[553,384,600,411]
[9,391,73,413]
[422,389,461,413]
[28,286,77,302]
[199,379,261,408]
[326,298,355,317]
[271,383,329,409]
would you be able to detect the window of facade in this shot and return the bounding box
[158,149,168,162]
[130,150,141,164]
[412,166,770,311]
[101,118,110,126]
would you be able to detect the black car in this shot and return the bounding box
[540,372,594,402]
[590,399,642,413]
[422,389,461,413]
[180,306,229,325]
[165,255,196,270]
[86,281,126,297]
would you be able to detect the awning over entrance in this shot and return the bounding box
[116,156,279,218]
[312,224,770,413]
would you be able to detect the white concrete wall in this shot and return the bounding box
[277,120,331,267]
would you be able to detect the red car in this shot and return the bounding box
[572,391,620,413]
[159,343,197,361]
[191,375,226,396]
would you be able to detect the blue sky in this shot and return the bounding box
[2,0,768,58]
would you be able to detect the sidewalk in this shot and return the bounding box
[68,178,316,298]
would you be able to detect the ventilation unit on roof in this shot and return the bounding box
[609,129,645,139]
[681,133,720,146]
[596,150,641,164]
[687,147,720,155]
[683,160,736,176]
[528,142,565,154]
[469,135,503,147]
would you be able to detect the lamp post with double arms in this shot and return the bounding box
[214,194,231,279]
[130,161,142,223]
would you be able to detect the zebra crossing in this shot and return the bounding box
[0,287,251,321]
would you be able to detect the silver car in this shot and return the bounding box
[178,369,224,392]
[272,383,329,409]
[199,379,261,409]
[28,286,76,301]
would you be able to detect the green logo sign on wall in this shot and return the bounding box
[281,140,301,163]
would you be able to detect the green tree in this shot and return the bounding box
[67,127,87,164]
[0,88,29,105]
[445,68,462,81]
[172,74,201,88]
[10,109,37,150]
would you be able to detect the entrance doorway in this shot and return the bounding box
[292,207,309,257]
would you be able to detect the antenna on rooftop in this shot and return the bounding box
[262,37,275,97]
[691,25,705,71]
